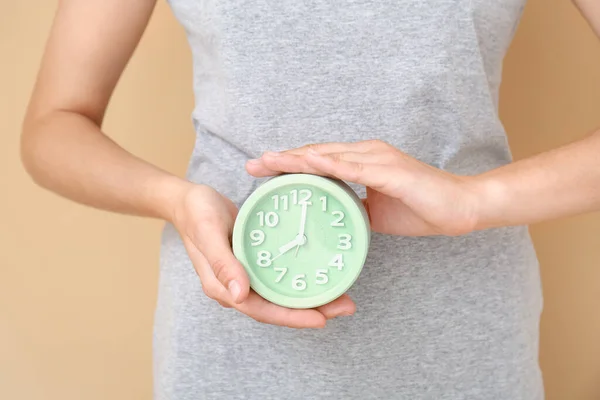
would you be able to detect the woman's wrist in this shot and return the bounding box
[469,173,510,232]
[149,174,194,224]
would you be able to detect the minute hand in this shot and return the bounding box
[298,202,308,238]
[293,202,309,258]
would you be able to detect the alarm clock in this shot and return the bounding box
[232,173,371,309]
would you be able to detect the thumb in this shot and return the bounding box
[195,225,250,304]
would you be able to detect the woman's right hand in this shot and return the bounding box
[170,183,356,329]
[19,0,352,330]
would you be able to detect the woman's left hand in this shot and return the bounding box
[246,140,484,237]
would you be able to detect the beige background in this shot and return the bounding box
[1,0,599,399]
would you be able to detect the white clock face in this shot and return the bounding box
[233,175,370,308]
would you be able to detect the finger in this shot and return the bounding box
[315,294,356,318]
[236,291,327,329]
[182,236,233,304]
[252,151,388,178]
[305,150,395,191]
[245,140,390,177]
[282,140,386,156]
[217,300,233,308]
[245,144,341,178]
[248,152,329,177]
[314,151,395,165]
[192,223,250,304]
[245,158,282,177]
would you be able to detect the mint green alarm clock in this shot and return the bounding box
[232,173,371,309]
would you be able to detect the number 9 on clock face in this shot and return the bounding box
[232,174,371,309]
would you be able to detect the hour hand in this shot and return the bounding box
[278,238,301,255]
[271,237,302,262]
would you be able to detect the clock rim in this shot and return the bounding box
[232,173,370,309]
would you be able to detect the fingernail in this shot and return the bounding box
[307,148,320,156]
[247,158,261,164]
[335,310,354,318]
[228,280,241,302]
[263,151,280,158]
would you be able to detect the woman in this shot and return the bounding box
[20,0,600,399]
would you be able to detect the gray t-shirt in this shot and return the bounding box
[155,0,544,398]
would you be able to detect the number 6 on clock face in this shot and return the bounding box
[232,174,371,309]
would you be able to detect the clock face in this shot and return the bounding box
[233,174,370,309]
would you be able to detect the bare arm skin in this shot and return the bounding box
[474,129,600,230]
[20,0,185,222]
[474,0,600,229]
[573,0,600,37]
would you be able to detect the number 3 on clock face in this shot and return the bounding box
[232,174,371,309]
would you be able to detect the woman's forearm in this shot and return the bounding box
[474,129,600,230]
[18,0,182,222]
[21,110,189,223]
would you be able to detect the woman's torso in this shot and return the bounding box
[154,1,544,398]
